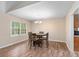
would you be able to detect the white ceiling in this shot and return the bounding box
[6,1,39,12]
[0,2,6,12]
[8,1,74,21]
[0,1,74,21]
[0,1,39,13]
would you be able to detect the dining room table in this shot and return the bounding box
[36,33,46,39]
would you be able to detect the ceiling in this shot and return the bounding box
[0,1,39,13]
[6,1,39,12]
[74,8,79,14]
[0,1,75,21]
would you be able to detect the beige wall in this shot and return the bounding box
[0,12,31,48]
[32,18,66,42]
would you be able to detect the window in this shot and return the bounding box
[21,23,26,34]
[11,21,26,37]
[11,22,20,36]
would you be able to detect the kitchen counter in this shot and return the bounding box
[74,35,79,37]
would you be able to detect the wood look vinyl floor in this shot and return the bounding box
[0,41,79,57]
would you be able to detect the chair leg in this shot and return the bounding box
[46,40,49,48]
[32,41,37,49]
[40,40,43,48]
[29,41,32,49]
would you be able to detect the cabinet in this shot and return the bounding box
[74,37,79,51]
[74,14,78,29]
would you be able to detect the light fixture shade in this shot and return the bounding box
[39,21,42,24]
[34,21,39,23]
[34,21,42,24]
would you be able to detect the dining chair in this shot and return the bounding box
[28,32,38,49]
[28,32,33,49]
[42,33,49,48]
[32,33,43,48]
[32,33,37,47]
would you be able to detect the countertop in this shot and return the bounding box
[74,35,79,37]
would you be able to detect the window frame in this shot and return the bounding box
[10,21,27,37]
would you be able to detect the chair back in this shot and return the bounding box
[39,31,44,34]
[42,33,49,40]
[28,32,32,39]
[46,33,48,40]
[32,33,37,39]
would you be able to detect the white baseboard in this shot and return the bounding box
[0,39,27,49]
[49,39,65,43]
